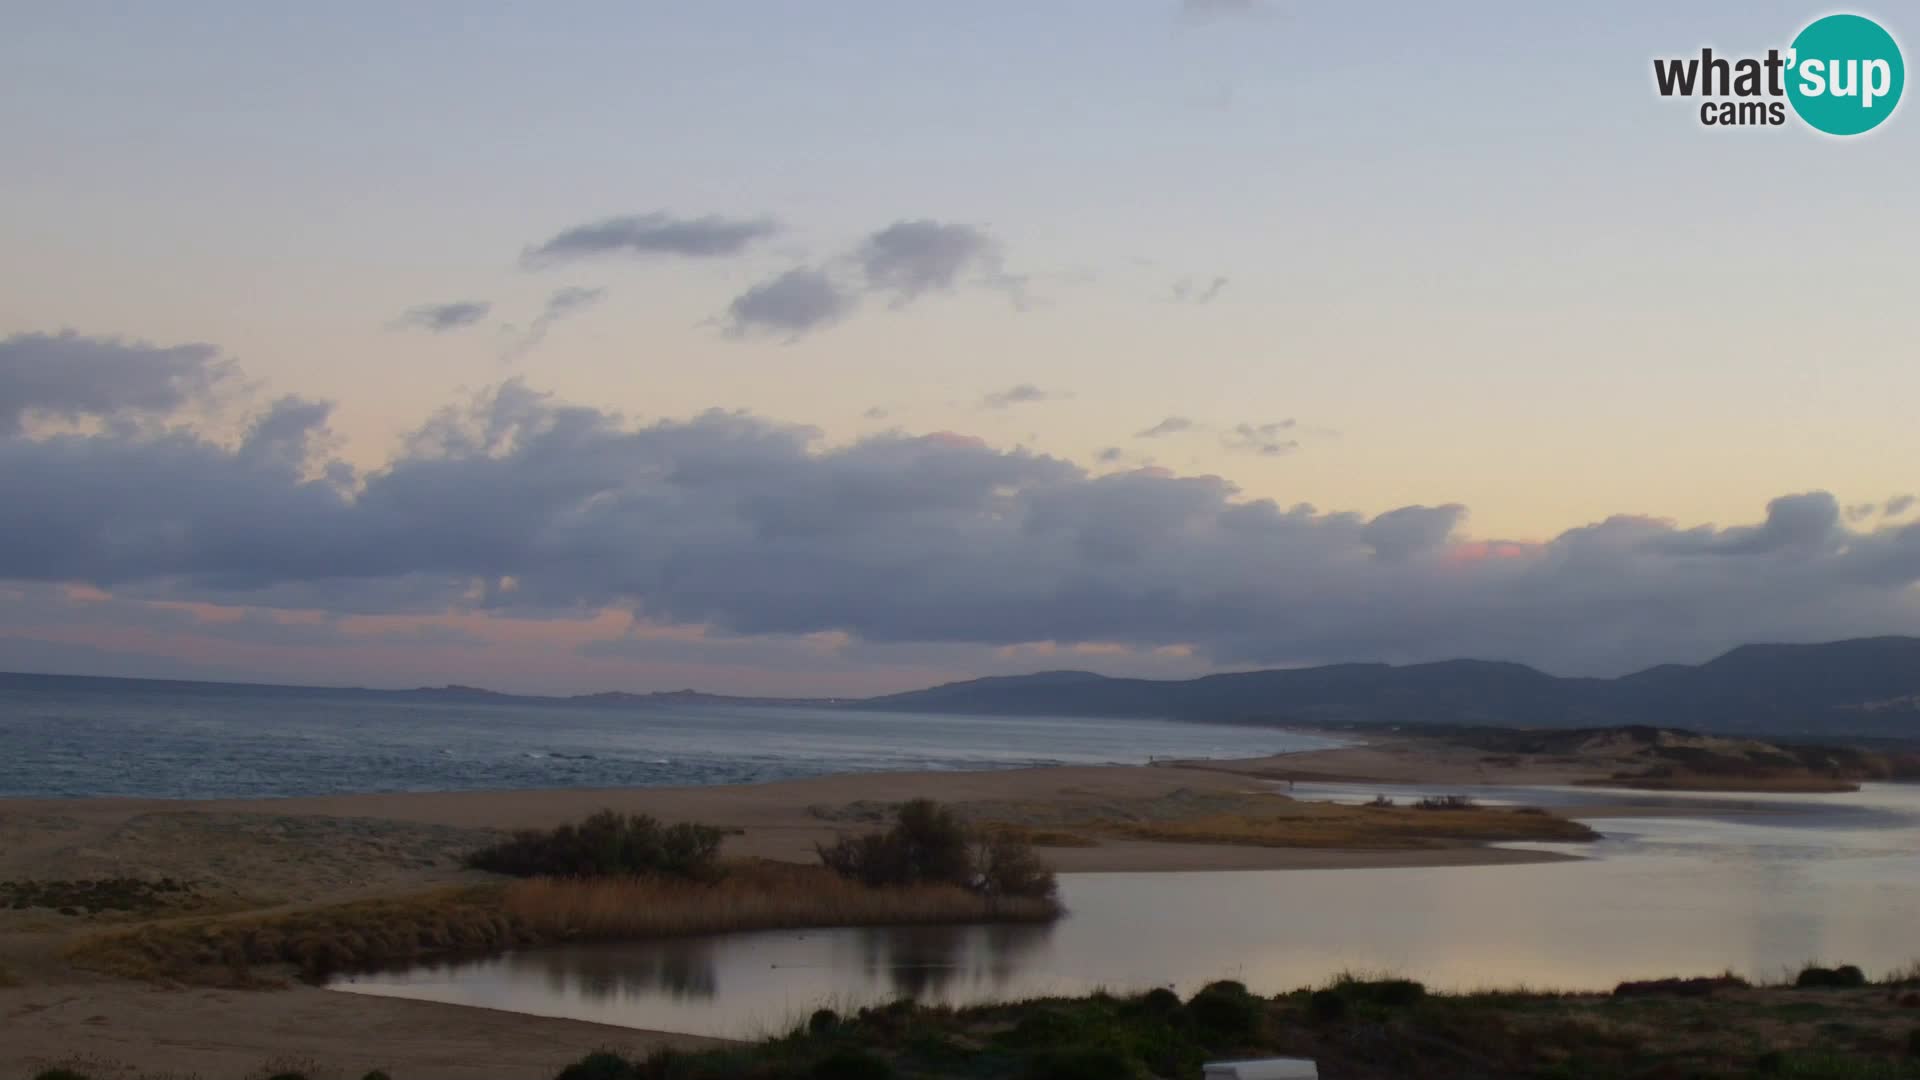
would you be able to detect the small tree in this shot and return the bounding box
[817,799,1055,900]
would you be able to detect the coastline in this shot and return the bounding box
[0,733,1865,1078]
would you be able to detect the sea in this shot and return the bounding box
[0,671,1336,799]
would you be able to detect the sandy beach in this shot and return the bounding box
[0,732,1766,1077]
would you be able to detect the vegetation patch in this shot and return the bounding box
[1106,794,1594,850]
[28,969,1920,1078]
[464,810,729,880]
[1,877,199,915]
[506,859,1059,943]
[817,799,1059,901]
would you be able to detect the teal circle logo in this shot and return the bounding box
[1786,14,1904,135]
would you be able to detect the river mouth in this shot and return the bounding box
[331,783,1920,1040]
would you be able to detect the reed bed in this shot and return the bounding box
[504,861,1060,941]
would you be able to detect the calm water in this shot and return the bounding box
[0,672,1334,798]
[334,783,1920,1038]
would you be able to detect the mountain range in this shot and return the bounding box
[854,636,1920,738]
[5,637,1918,739]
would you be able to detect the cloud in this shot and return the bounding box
[716,219,1026,342]
[1172,276,1229,304]
[1223,420,1298,456]
[0,331,230,435]
[1888,494,1916,517]
[979,384,1064,410]
[722,268,856,340]
[501,286,606,362]
[6,354,1920,677]
[394,301,490,333]
[522,212,779,267]
[1136,416,1198,439]
[858,220,1008,304]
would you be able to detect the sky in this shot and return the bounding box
[1,1,1918,695]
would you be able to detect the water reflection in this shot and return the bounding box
[335,783,1920,1039]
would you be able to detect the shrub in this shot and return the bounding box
[1413,795,1479,811]
[1341,977,1427,1008]
[818,799,1056,900]
[466,811,726,881]
[809,1007,841,1035]
[1366,795,1397,807]
[1908,1028,1920,1058]
[1139,987,1183,1014]
[1021,1047,1148,1080]
[363,1072,393,1080]
[1188,981,1262,1041]
[554,1050,641,1080]
[33,1071,94,1080]
[976,834,1058,901]
[1308,988,1349,1023]
[811,1049,895,1080]
[1796,964,1868,989]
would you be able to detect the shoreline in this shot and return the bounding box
[0,733,1875,1078]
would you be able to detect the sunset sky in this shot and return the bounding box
[2,2,1917,694]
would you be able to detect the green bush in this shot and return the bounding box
[1308,988,1349,1023]
[817,799,1055,900]
[1138,987,1183,1014]
[1794,964,1867,989]
[554,1050,642,1080]
[1188,981,1262,1041]
[466,811,726,881]
[1021,1047,1148,1080]
[1340,977,1427,1008]
[811,1049,895,1080]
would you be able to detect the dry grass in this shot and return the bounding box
[1594,772,1860,793]
[0,957,18,987]
[69,861,1061,986]
[975,822,1100,848]
[69,884,529,984]
[1105,797,1595,849]
[505,860,1060,941]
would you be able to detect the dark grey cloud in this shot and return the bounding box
[5,356,1920,676]
[1846,502,1879,523]
[0,331,229,435]
[979,384,1064,410]
[1096,447,1125,464]
[522,212,779,268]
[1136,416,1198,439]
[394,301,491,333]
[501,286,607,362]
[723,268,855,339]
[1888,494,1917,517]
[1223,420,1299,456]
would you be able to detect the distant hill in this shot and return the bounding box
[6,636,1918,739]
[855,637,1920,738]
